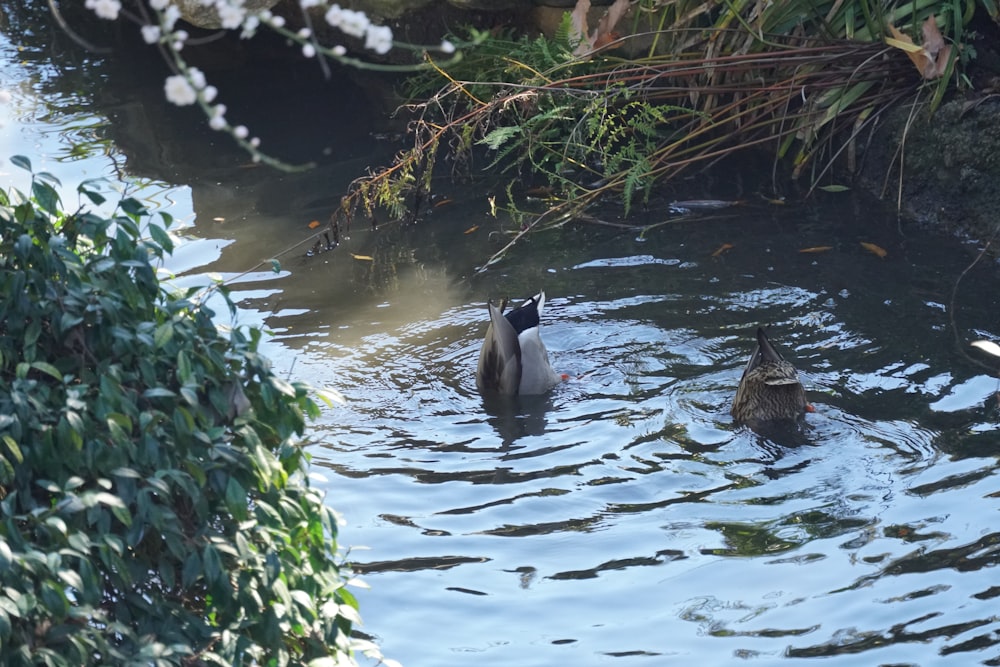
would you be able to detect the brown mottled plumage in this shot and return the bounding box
[731,328,807,424]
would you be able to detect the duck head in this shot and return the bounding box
[731,327,807,424]
[476,292,561,396]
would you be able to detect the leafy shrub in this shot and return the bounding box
[0,158,365,666]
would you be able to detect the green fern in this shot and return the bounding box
[479,126,522,151]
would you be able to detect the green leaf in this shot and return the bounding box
[176,350,193,385]
[32,180,61,214]
[34,171,61,188]
[40,582,68,617]
[202,545,223,585]
[142,387,177,399]
[147,222,174,254]
[182,552,202,588]
[225,478,248,520]
[10,155,31,172]
[57,569,84,591]
[119,197,147,217]
[180,385,198,407]
[2,436,24,464]
[78,179,107,206]
[30,361,63,382]
[154,321,174,349]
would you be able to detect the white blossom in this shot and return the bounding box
[164,75,197,106]
[215,1,246,30]
[440,39,455,54]
[85,0,121,20]
[149,0,170,10]
[201,85,218,102]
[233,125,249,139]
[270,15,285,28]
[209,104,227,130]
[340,9,370,37]
[324,5,344,29]
[241,14,259,38]
[164,5,181,29]
[187,67,207,90]
[141,25,162,44]
[298,27,312,39]
[332,45,346,57]
[302,43,316,58]
[327,6,369,38]
[364,25,392,55]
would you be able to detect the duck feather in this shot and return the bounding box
[476,293,560,396]
[731,327,807,424]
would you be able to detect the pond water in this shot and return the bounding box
[4,18,1000,667]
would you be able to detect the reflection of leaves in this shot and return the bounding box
[703,522,799,556]
[706,512,871,556]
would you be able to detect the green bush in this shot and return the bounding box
[0,158,366,666]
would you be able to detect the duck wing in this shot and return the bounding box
[476,301,522,395]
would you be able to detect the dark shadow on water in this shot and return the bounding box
[480,392,555,450]
[740,417,814,450]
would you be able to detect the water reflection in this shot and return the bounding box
[6,20,1000,664]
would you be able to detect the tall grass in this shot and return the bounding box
[339,0,983,266]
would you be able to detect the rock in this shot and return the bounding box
[175,0,283,29]
[858,96,1000,242]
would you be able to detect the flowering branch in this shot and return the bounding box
[85,0,464,172]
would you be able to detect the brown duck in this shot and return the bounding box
[731,327,808,424]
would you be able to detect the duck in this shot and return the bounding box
[731,327,808,424]
[476,292,561,396]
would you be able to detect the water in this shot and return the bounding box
[3,20,1000,666]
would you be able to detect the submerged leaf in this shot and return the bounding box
[711,243,733,257]
[799,246,833,253]
[860,242,887,258]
